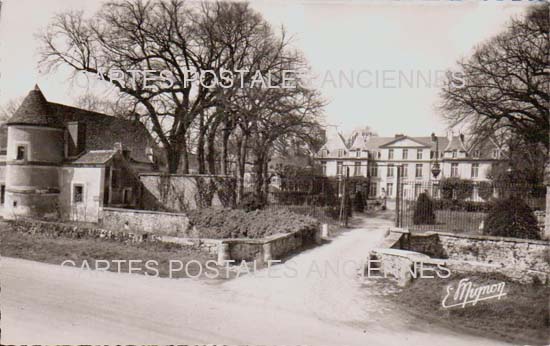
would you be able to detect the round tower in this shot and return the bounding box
[4,85,64,219]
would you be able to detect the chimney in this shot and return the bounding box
[395,133,404,138]
[114,142,123,152]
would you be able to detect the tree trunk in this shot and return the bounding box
[167,146,180,174]
[221,118,233,175]
[206,120,221,175]
[197,114,206,174]
[236,133,248,203]
[263,159,270,201]
[181,139,189,174]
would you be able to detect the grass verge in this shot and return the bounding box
[384,272,550,345]
[0,222,216,279]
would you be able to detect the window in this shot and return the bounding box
[123,188,133,204]
[387,164,394,177]
[16,146,26,161]
[370,164,378,177]
[451,163,459,177]
[377,151,381,159]
[111,169,120,188]
[73,184,84,203]
[0,184,5,205]
[354,161,361,176]
[432,184,440,199]
[370,183,377,197]
[414,184,422,197]
[402,149,408,160]
[471,163,479,178]
[452,150,457,158]
[336,161,343,175]
[402,165,408,178]
[472,150,480,158]
[415,164,423,178]
[321,161,327,175]
[492,149,500,159]
[338,149,345,158]
[386,183,393,196]
[356,150,361,158]
[388,149,394,160]
[416,149,423,160]
[430,151,435,159]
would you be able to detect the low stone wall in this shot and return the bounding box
[220,226,321,264]
[10,218,160,243]
[100,207,190,237]
[386,229,550,284]
[158,236,221,256]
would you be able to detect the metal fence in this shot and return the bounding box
[396,180,546,234]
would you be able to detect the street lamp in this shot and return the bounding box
[431,132,441,179]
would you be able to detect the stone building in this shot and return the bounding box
[0,85,159,222]
[315,127,505,199]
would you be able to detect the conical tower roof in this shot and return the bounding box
[7,85,63,128]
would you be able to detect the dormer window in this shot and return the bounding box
[492,149,500,159]
[356,150,361,158]
[472,150,480,158]
[452,150,457,158]
[16,146,26,161]
[338,149,345,158]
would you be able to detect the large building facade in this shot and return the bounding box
[0,86,159,222]
[315,128,505,200]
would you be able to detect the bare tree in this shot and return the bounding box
[439,3,549,151]
[0,97,23,122]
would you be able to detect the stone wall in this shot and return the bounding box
[393,230,550,284]
[139,173,236,212]
[100,207,190,237]
[10,217,160,243]
[220,226,321,264]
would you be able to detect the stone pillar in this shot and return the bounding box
[545,159,550,239]
[262,243,273,264]
[217,242,230,266]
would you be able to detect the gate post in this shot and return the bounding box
[544,158,550,239]
[396,165,402,228]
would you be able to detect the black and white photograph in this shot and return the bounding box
[0,0,548,344]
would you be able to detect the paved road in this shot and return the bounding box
[1,217,511,345]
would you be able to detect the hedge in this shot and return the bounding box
[187,207,319,239]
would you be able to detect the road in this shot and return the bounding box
[1,217,511,345]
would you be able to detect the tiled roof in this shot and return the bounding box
[444,135,467,152]
[7,85,64,128]
[68,150,117,165]
[48,102,153,163]
[6,86,155,163]
[363,136,449,151]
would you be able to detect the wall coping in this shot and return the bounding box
[424,231,550,245]
[161,226,317,246]
[102,207,187,217]
[389,228,550,245]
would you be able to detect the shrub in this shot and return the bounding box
[478,181,494,201]
[353,191,365,212]
[324,206,341,220]
[432,199,491,212]
[440,178,474,201]
[238,193,265,212]
[483,197,541,239]
[187,207,319,239]
[413,192,436,225]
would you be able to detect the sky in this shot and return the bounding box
[0,0,531,137]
